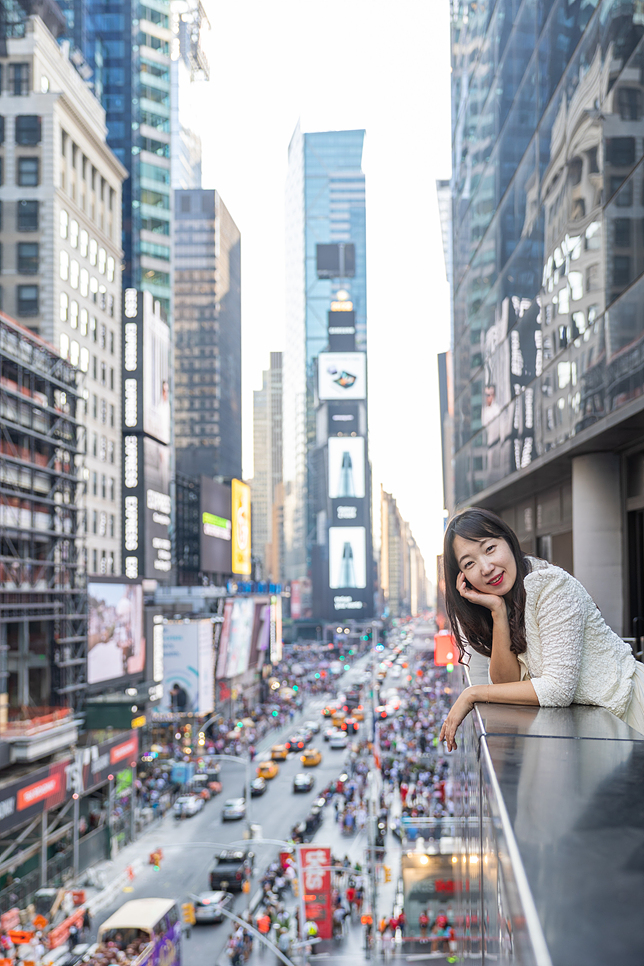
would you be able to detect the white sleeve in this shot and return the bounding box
[527,572,584,707]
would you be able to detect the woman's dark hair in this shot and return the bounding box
[443,507,529,663]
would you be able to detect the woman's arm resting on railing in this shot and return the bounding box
[439,681,539,751]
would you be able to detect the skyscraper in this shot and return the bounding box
[60,0,173,315]
[448,0,644,635]
[251,352,283,581]
[284,126,372,622]
[173,188,241,480]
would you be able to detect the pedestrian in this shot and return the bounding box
[82,907,92,938]
[419,910,429,937]
[440,507,644,749]
[397,909,406,935]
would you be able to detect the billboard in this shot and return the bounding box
[327,401,360,436]
[200,477,232,573]
[316,243,355,278]
[160,620,214,715]
[225,597,255,677]
[123,289,170,445]
[144,437,172,574]
[328,527,367,588]
[318,352,366,401]
[328,310,356,352]
[231,479,252,575]
[328,436,365,499]
[301,846,333,939]
[88,582,145,685]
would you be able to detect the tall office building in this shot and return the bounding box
[173,188,241,480]
[170,0,209,190]
[59,0,173,316]
[0,10,127,577]
[448,0,644,635]
[251,352,283,581]
[284,126,372,622]
[380,488,428,619]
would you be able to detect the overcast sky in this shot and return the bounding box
[193,0,453,571]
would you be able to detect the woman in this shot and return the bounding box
[439,507,644,750]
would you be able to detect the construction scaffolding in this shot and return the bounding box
[0,311,86,711]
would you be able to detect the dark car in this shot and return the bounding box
[209,848,254,892]
[293,773,315,793]
[251,777,267,797]
[285,733,307,752]
[296,804,324,840]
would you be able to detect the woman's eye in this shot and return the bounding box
[486,544,495,553]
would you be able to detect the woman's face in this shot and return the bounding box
[452,533,517,597]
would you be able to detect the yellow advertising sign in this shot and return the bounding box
[231,479,252,575]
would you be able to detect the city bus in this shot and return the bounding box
[90,898,181,966]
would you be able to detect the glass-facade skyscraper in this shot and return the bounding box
[284,126,371,621]
[448,0,644,635]
[59,0,173,315]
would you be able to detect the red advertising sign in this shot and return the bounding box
[300,846,332,939]
[17,772,64,811]
[110,734,139,765]
[434,631,457,667]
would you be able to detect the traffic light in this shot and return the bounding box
[182,903,196,925]
[383,866,392,883]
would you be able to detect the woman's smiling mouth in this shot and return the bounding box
[488,573,504,586]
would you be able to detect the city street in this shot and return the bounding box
[89,679,363,965]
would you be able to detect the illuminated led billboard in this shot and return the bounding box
[231,479,252,575]
[318,352,366,401]
[200,477,232,574]
[88,582,145,685]
[159,620,214,715]
[122,289,171,445]
[328,436,365,498]
[328,527,367,588]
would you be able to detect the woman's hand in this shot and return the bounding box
[439,688,477,751]
[456,572,505,614]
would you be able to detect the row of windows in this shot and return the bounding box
[59,212,116,278]
[88,434,116,470]
[0,115,41,145]
[0,242,39,274]
[0,64,31,97]
[90,509,115,536]
[91,549,115,575]
[61,132,115,208]
[59,298,115,351]
[59,269,115,316]
[0,156,39,186]
[89,394,116,429]
[91,473,117,503]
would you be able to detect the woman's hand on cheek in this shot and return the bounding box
[439,689,476,752]
[456,572,505,614]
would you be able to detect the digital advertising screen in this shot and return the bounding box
[318,352,366,401]
[328,526,367,589]
[327,401,360,436]
[200,477,232,574]
[328,436,365,499]
[143,305,171,445]
[144,437,172,576]
[225,597,255,677]
[88,582,145,685]
[160,620,214,715]
[231,479,252,575]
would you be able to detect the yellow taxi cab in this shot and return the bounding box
[301,748,322,767]
[352,707,365,722]
[331,711,346,728]
[271,744,288,761]
[257,761,279,780]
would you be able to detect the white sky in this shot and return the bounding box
[193,0,452,571]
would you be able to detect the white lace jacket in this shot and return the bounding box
[517,558,636,717]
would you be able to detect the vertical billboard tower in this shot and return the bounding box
[122,289,173,580]
[284,127,372,621]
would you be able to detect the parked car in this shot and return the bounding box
[293,773,315,793]
[221,798,246,821]
[174,795,204,817]
[192,890,234,924]
[209,848,254,891]
[250,777,267,797]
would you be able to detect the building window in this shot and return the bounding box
[91,432,97,457]
[91,317,97,342]
[9,64,30,96]
[108,439,114,462]
[98,247,106,274]
[60,209,68,238]
[101,474,106,499]
[99,436,106,461]
[60,250,69,280]
[79,229,88,257]
[80,268,89,297]
[109,514,115,538]
[17,157,39,186]
[18,242,38,274]
[59,332,69,359]
[15,115,41,145]
[107,256,115,281]
[100,361,106,386]
[70,259,79,289]
[109,404,115,428]
[108,477,115,502]
[59,292,68,322]
[70,300,79,329]
[100,398,107,423]
[92,355,97,380]
[0,117,4,144]
[92,549,98,572]
[89,238,97,266]
[109,367,114,390]
[100,324,106,349]
[17,285,38,316]
[109,331,114,354]
[92,471,97,496]
[71,220,79,249]
[92,510,97,534]
[92,394,97,419]
[99,512,107,537]
[17,200,38,231]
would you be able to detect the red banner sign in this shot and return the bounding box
[300,846,332,939]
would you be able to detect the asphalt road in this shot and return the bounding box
[90,675,367,964]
